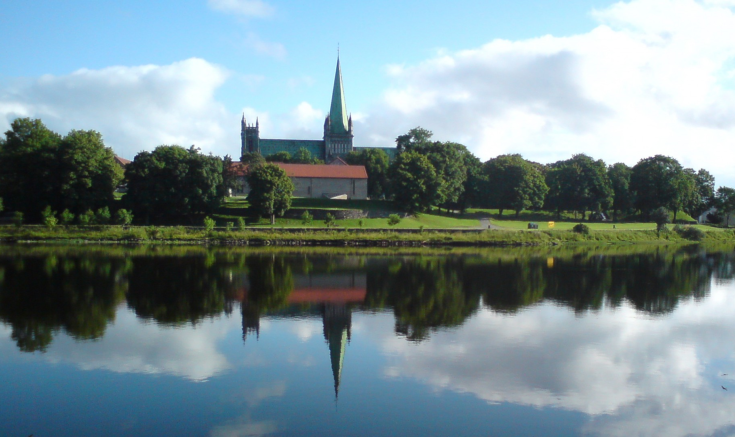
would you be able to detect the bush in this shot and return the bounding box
[146,226,160,239]
[301,210,313,226]
[78,210,94,225]
[676,225,705,241]
[652,207,670,232]
[41,206,57,229]
[13,211,23,227]
[388,214,401,226]
[203,216,216,232]
[60,209,75,225]
[358,219,364,228]
[115,209,133,225]
[572,223,590,235]
[324,213,336,228]
[95,207,111,224]
[237,217,246,231]
[225,221,234,232]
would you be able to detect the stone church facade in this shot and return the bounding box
[240,58,397,162]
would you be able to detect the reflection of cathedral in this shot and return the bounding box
[239,272,366,398]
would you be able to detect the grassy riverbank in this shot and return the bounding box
[1,225,733,246]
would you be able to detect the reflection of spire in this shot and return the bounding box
[241,302,260,343]
[323,303,351,399]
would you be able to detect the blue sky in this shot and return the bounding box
[2,0,735,186]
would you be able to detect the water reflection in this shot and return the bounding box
[1,245,735,436]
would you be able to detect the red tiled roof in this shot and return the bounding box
[231,162,367,179]
[287,288,367,304]
[114,156,131,166]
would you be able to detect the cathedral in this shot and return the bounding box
[241,58,397,162]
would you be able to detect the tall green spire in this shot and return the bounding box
[329,58,349,135]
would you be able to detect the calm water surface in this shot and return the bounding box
[1,245,735,436]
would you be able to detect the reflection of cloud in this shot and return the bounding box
[245,380,286,407]
[210,419,278,437]
[369,281,735,436]
[38,310,239,381]
[290,319,322,342]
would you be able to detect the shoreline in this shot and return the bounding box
[0,226,733,247]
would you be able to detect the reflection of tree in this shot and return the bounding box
[365,258,479,341]
[0,255,129,352]
[241,255,294,341]
[464,258,546,313]
[126,256,237,325]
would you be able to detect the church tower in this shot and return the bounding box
[241,115,260,158]
[323,57,354,160]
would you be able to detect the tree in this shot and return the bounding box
[124,145,225,222]
[0,119,121,220]
[458,154,484,213]
[608,163,633,221]
[57,130,123,214]
[545,154,613,219]
[651,207,670,234]
[395,127,433,152]
[221,155,239,196]
[0,118,61,219]
[630,155,690,220]
[482,154,548,217]
[345,148,390,198]
[246,163,294,224]
[241,152,265,166]
[388,151,439,213]
[292,147,323,164]
[714,187,735,227]
[265,151,291,163]
[685,168,715,218]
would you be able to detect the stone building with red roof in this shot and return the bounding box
[231,162,368,199]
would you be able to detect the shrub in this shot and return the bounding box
[60,209,75,225]
[13,211,23,227]
[226,221,234,232]
[42,206,57,229]
[652,207,670,233]
[95,207,111,224]
[237,217,246,231]
[301,210,313,226]
[146,226,160,239]
[388,214,401,226]
[203,216,216,232]
[78,210,94,225]
[676,225,705,241]
[572,223,590,235]
[115,209,133,225]
[358,219,364,228]
[324,213,336,227]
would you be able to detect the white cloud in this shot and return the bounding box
[244,32,287,60]
[0,58,237,160]
[357,0,735,187]
[208,0,274,18]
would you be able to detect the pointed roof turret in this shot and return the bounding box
[329,58,349,135]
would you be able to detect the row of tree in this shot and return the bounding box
[3,118,733,223]
[346,127,735,222]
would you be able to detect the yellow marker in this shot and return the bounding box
[547,257,554,268]
[548,221,555,229]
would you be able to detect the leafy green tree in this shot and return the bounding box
[265,151,291,163]
[345,148,390,198]
[203,216,216,232]
[545,154,613,219]
[60,209,75,225]
[608,163,633,221]
[241,151,265,166]
[458,154,485,212]
[395,127,433,151]
[237,217,246,231]
[57,129,123,214]
[41,206,57,229]
[652,207,670,234]
[246,163,294,224]
[94,207,111,224]
[115,209,133,225]
[221,155,240,197]
[301,210,313,225]
[292,147,323,164]
[388,151,440,213]
[714,186,735,227]
[78,210,94,225]
[124,145,224,222]
[482,154,548,217]
[0,118,62,219]
[12,211,23,227]
[685,168,715,218]
[388,214,401,226]
[630,155,691,220]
